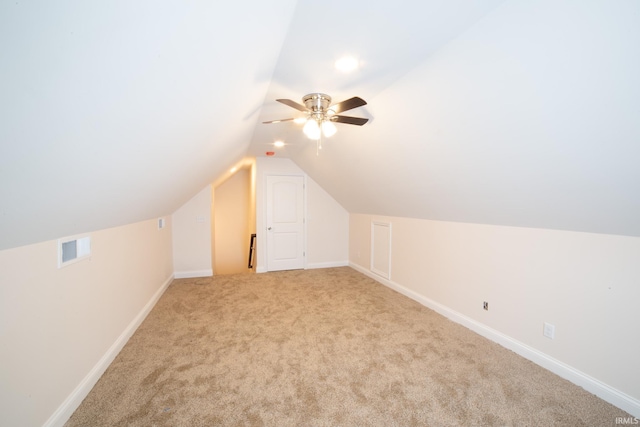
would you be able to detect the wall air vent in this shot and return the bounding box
[58,235,91,268]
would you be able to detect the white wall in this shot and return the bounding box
[350,213,640,417]
[214,167,252,274]
[255,157,349,272]
[0,218,174,427]
[172,185,213,278]
[306,176,349,268]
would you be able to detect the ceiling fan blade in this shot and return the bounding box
[276,99,308,112]
[262,118,295,124]
[332,115,369,126]
[330,97,367,114]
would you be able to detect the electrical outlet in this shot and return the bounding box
[543,322,555,339]
[483,301,489,311]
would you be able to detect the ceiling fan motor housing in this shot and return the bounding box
[303,93,332,113]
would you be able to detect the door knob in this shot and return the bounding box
[268,227,272,230]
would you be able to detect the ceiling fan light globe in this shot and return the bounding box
[321,121,337,138]
[303,119,321,140]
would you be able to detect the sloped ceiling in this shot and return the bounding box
[252,0,640,237]
[2,1,639,251]
[0,0,296,250]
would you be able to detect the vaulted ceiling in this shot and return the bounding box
[2,1,639,251]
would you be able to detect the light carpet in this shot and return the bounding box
[66,267,630,426]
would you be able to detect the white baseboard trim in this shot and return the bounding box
[349,262,640,418]
[306,261,349,270]
[174,269,213,279]
[44,273,174,427]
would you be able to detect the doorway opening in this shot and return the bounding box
[213,163,256,275]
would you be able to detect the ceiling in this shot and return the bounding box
[1,1,639,251]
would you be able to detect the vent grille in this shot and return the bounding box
[58,235,91,268]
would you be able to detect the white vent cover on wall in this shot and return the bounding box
[371,221,391,280]
[58,235,91,268]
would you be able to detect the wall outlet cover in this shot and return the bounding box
[543,322,555,339]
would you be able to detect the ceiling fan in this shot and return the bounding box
[263,93,369,141]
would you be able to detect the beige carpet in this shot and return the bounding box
[66,267,629,426]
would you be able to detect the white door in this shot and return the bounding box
[266,175,305,271]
